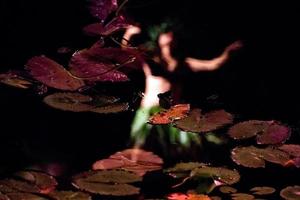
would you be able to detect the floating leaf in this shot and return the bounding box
[231,146,266,168]
[0,73,32,89]
[219,186,237,194]
[167,193,211,200]
[14,171,57,194]
[190,166,240,185]
[231,193,255,200]
[148,104,190,125]
[43,93,93,112]
[166,162,207,173]
[175,109,233,133]
[279,144,300,157]
[25,56,84,91]
[0,180,40,194]
[91,102,129,114]
[84,15,131,36]
[88,0,118,22]
[48,190,91,200]
[231,146,290,168]
[69,50,129,82]
[228,120,290,144]
[92,149,163,176]
[250,186,276,195]
[6,193,48,200]
[280,185,300,200]
[0,181,18,193]
[72,170,141,196]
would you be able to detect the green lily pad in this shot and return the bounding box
[43,93,93,112]
[48,191,91,200]
[165,162,207,179]
[280,185,300,200]
[72,170,142,196]
[175,109,233,133]
[190,166,240,185]
[250,186,276,195]
[231,146,266,168]
[231,193,255,200]
[219,186,237,194]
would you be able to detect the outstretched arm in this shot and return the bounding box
[185,40,242,72]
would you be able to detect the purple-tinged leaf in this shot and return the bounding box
[89,0,118,22]
[280,185,300,200]
[25,56,85,91]
[228,120,269,140]
[279,144,300,157]
[69,50,129,82]
[257,122,290,144]
[84,15,131,36]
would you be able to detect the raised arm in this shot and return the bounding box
[185,40,242,72]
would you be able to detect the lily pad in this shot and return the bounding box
[48,191,91,200]
[228,120,290,144]
[14,171,57,194]
[0,73,32,89]
[91,102,129,114]
[219,186,237,194]
[231,146,266,168]
[190,166,240,185]
[260,147,290,165]
[0,180,40,194]
[43,93,93,112]
[280,185,300,200]
[165,162,207,173]
[92,149,163,176]
[175,109,233,133]
[250,186,276,195]
[6,193,48,200]
[25,56,84,91]
[231,193,255,200]
[278,144,300,157]
[88,0,118,22]
[148,104,190,125]
[72,170,141,196]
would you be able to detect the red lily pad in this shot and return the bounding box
[92,148,163,176]
[174,109,233,133]
[88,0,118,22]
[279,144,300,157]
[219,186,237,194]
[69,50,129,82]
[228,120,290,144]
[48,190,91,200]
[231,193,255,200]
[6,193,48,200]
[148,104,190,125]
[25,56,85,91]
[250,186,276,195]
[84,15,131,36]
[0,73,32,89]
[280,185,300,200]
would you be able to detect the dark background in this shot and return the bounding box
[0,0,299,174]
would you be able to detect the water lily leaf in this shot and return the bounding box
[190,166,240,185]
[280,185,300,200]
[0,73,32,89]
[219,186,237,194]
[250,186,276,195]
[84,15,130,36]
[72,170,141,196]
[91,102,129,114]
[0,181,18,193]
[92,149,163,176]
[148,104,190,125]
[167,193,211,200]
[88,0,118,22]
[69,50,129,82]
[279,144,300,157]
[228,120,290,144]
[25,56,84,91]
[14,171,57,194]
[48,190,91,200]
[175,109,233,133]
[6,193,48,200]
[260,147,290,165]
[0,193,9,200]
[43,93,94,112]
[89,95,119,106]
[0,180,40,194]
[231,193,255,200]
[165,162,207,174]
[231,146,266,168]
